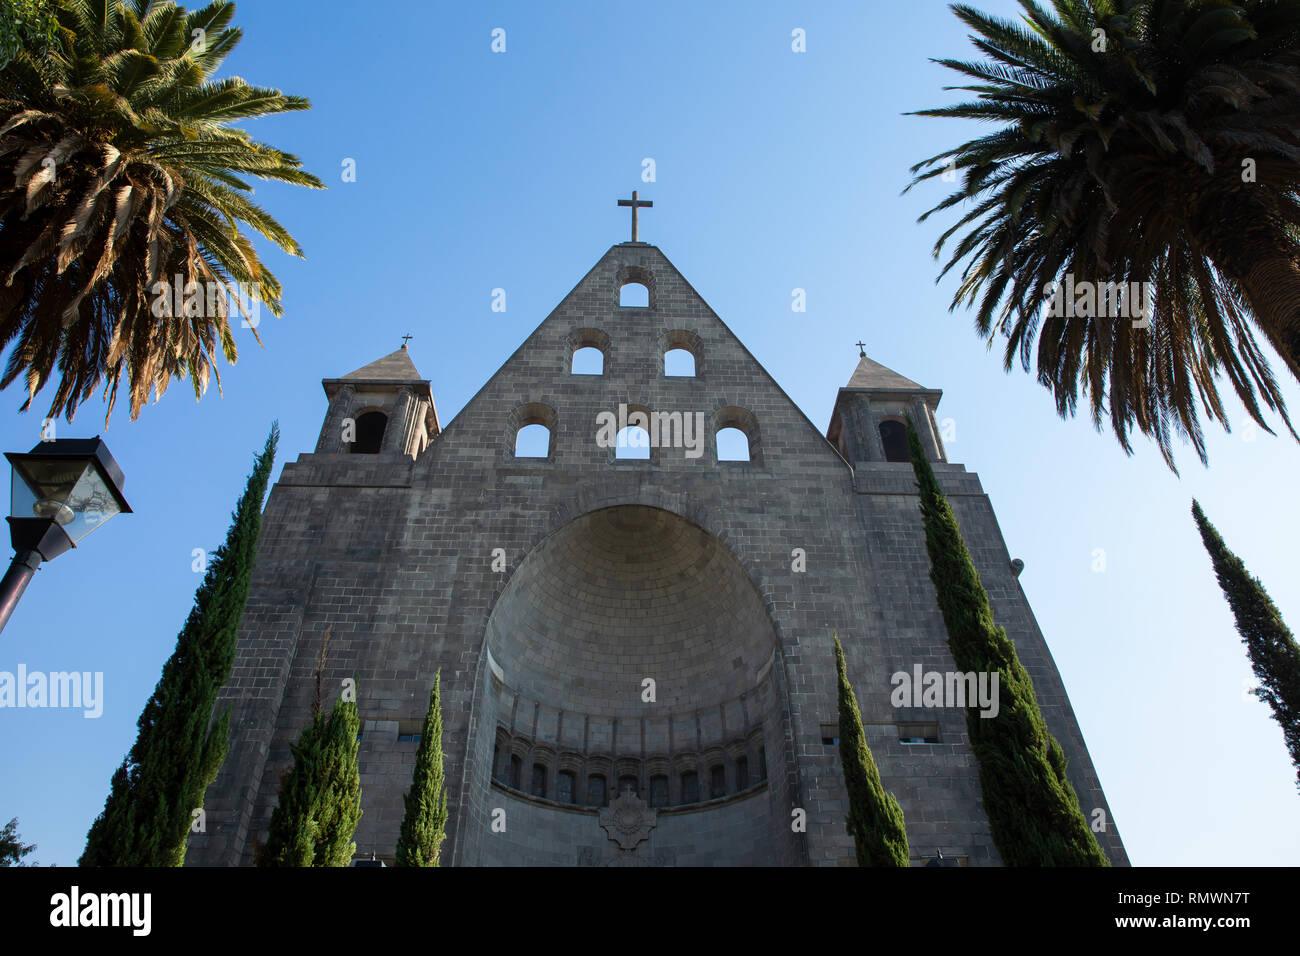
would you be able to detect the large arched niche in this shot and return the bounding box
[457,504,801,866]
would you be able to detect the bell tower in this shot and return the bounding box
[314,343,440,458]
[826,347,946,465]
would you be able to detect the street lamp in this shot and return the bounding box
[0,437,131,634]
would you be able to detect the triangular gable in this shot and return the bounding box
[427,243,852,470]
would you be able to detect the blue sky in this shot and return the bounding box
[2,0,1297,866]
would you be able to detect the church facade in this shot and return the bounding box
[188,239,1127,867]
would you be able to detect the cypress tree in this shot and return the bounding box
[309,686,362,866]
[80,424,279,866]
[258,666,362,867]
[394,671,449,866]
[905,420,1108,866]
[834,633,909,866]
[1192,500,1300,792]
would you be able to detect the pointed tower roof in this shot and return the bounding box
[341,345,424,383]
[844,354,925,391]
[323,344,433,404]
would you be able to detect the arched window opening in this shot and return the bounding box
[758,747,767,781]
[530,764,547,799]
[557,771,575,804]
[508,755,522,790]
[649,775,669,808]
[736,756,749,790]
[571,346,604,375]
[618,775,639,797]
[880,420,909,462]
[616,266,656,308]
[664,348,695,377]
[709,765,727,799]
[615,425,650,460]
[619,282,649,307]
[586,774,607,807]
[350,411,387,454]
[515,423,551,458]
[716,427,750,462]
[680,771,699,804]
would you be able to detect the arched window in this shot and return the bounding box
[709,765,727,799]
[557,771,575,804]
[619,282,649,307]
[618,775,639,797]
[735,756,749,790]
[350,411,387,454]
[586,774,607,807]
[509,755,522,790]
[567,328,610,375]
[879,420,909,462]
[758,746,767,780]
[571,346,604,375]
[662,329,702,377]
[530,764,547,798]
[680,770,699,804]
[510,402,558,460]
[664,348,695,377]
[616,266,656,308]
[615,425,650,460]
[514,423,551,458]
[492,745,503,783]
[714,406,760,464]
[716,427,750,462]
[649,775,669,808]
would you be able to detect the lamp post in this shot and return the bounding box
[0,438,131,634]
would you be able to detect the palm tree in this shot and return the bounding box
[907,0,1300,470]
[0,1,58,68]
[0,1,322,424]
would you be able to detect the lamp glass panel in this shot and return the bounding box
[11,458,120,544]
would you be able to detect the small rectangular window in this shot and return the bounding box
[898,722,941,744]
[820,722,839,746]
[397,733,422,743]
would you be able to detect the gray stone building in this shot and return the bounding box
[188,237,1127,867]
